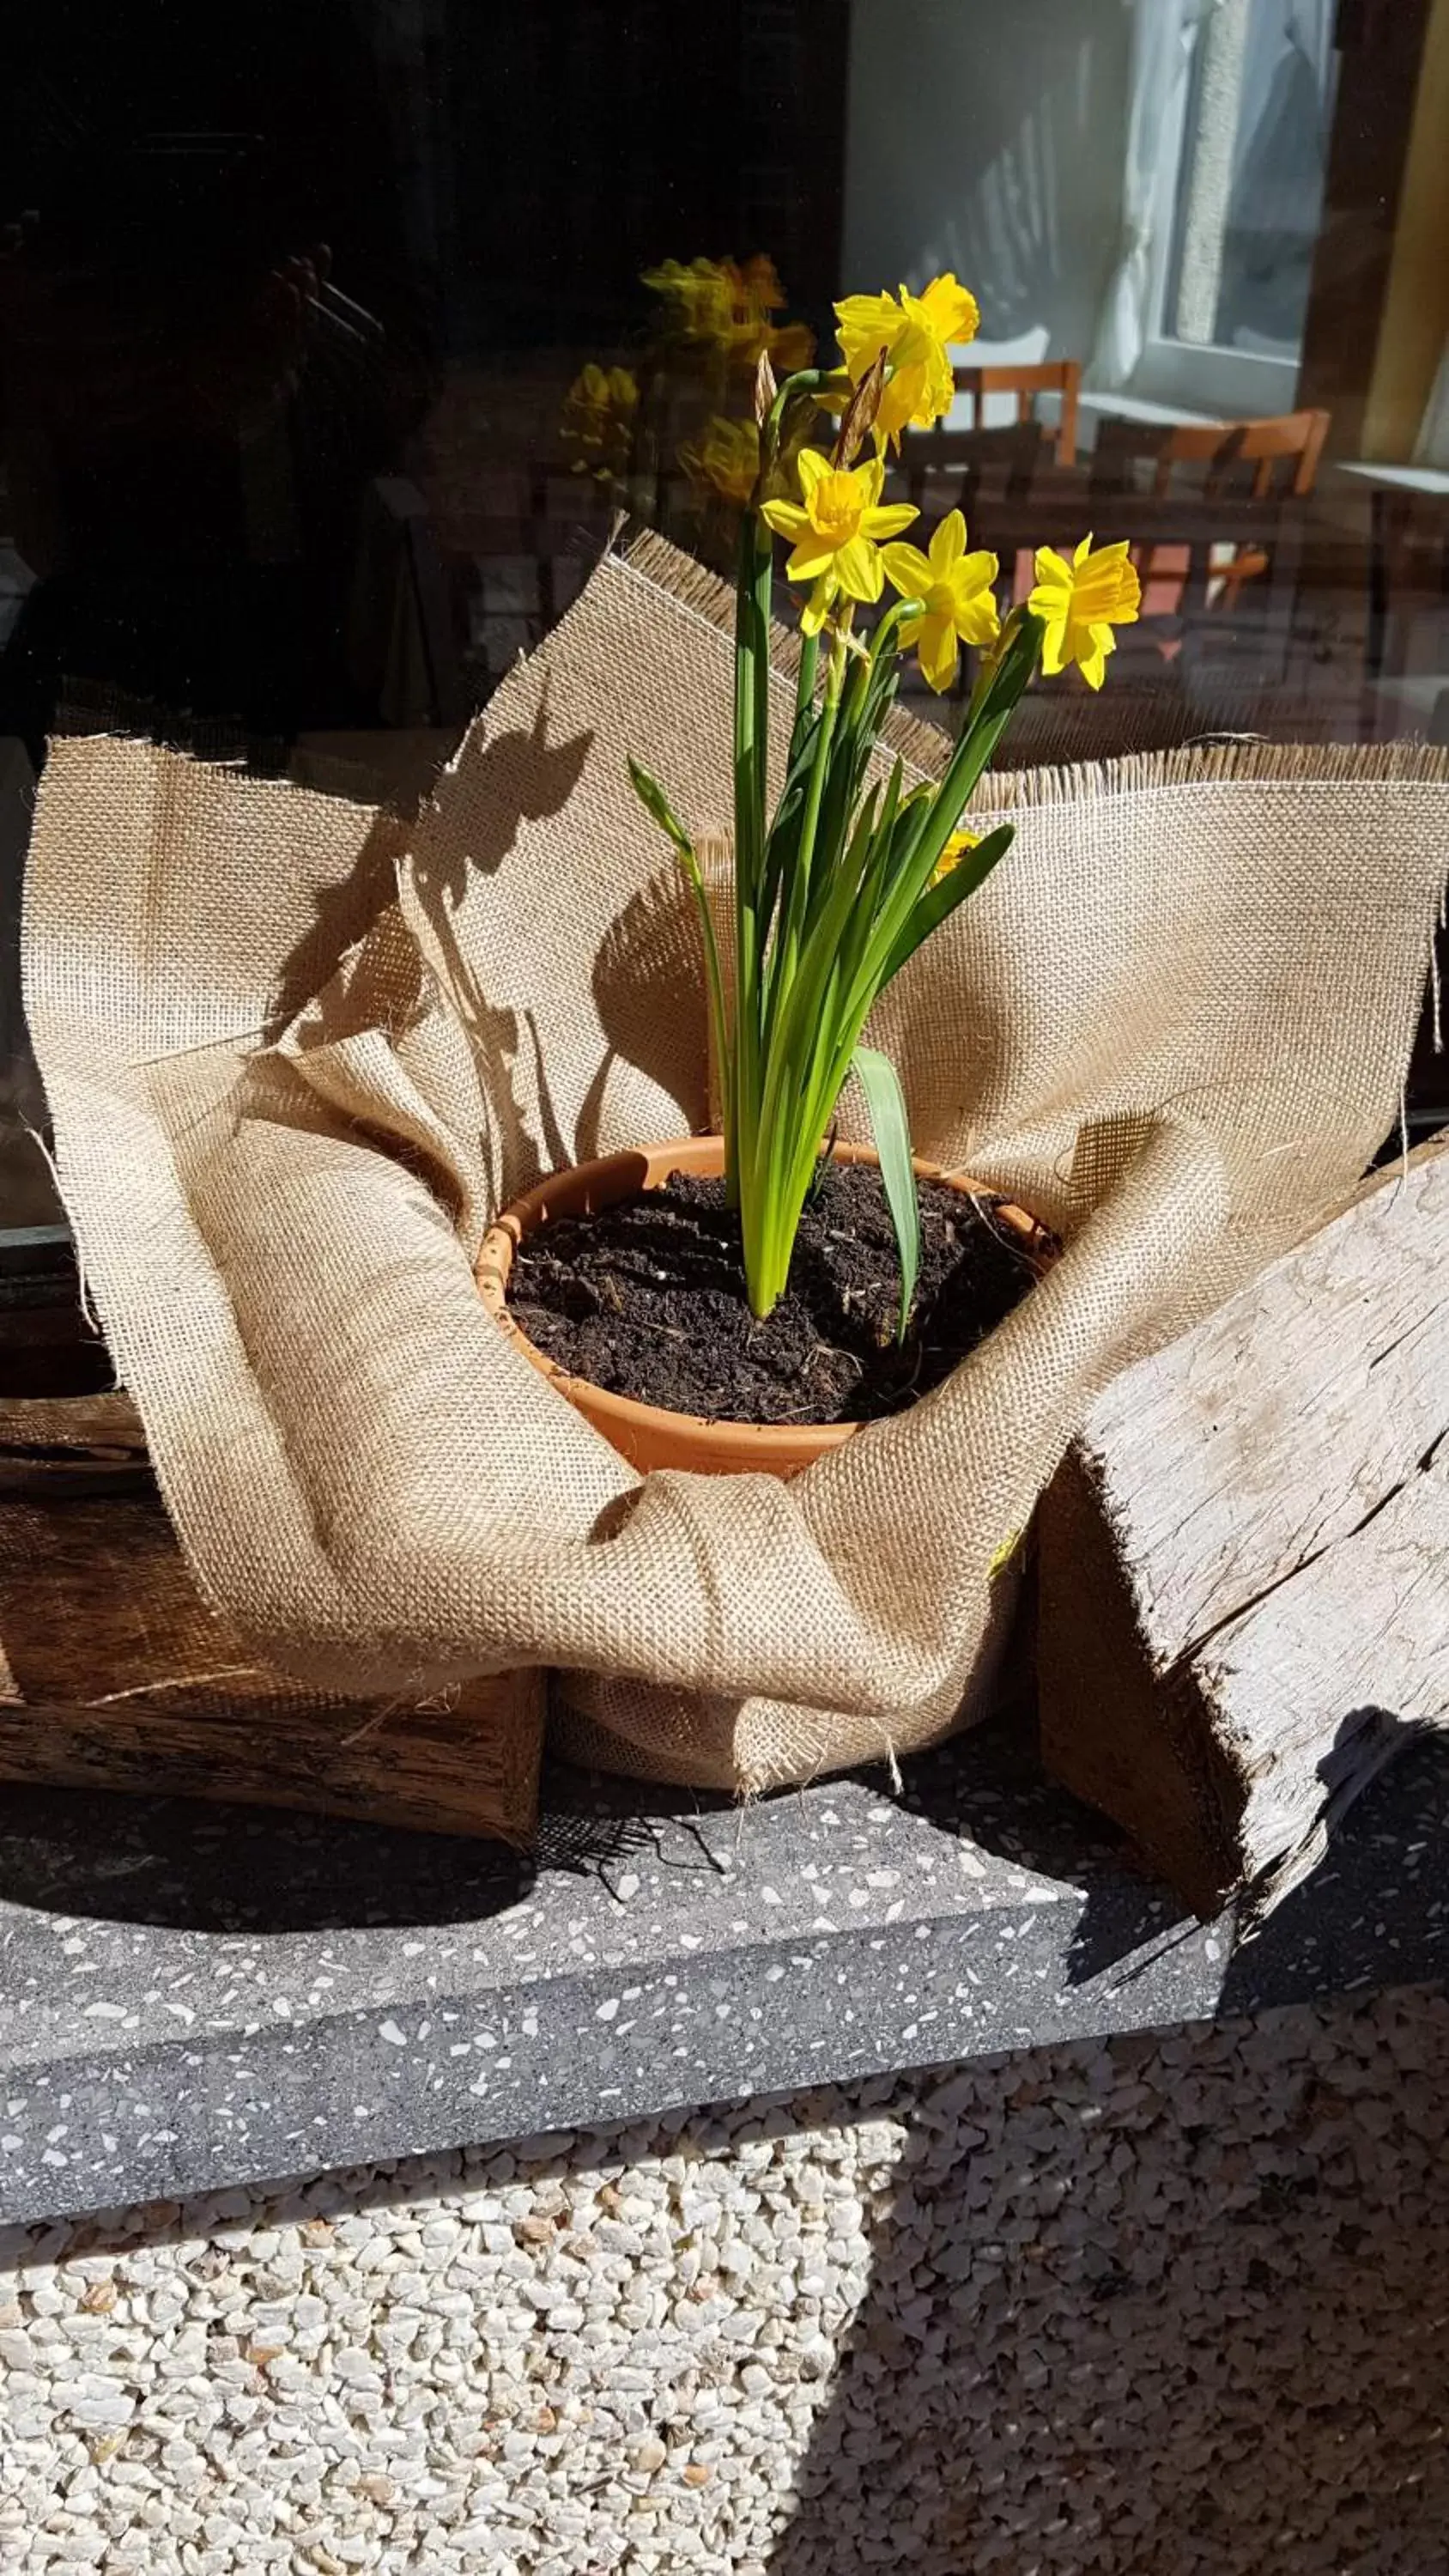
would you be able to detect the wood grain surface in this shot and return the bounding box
[0,1398,543,1844]
[1039,1131,1449,1914]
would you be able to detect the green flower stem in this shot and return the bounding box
[682,844,733,1175]
[730,507,773,1210]
[846,617,1043,1025]
[751,513,772,896]
[744,776,879,1314]
[775,623,846,1004]
[738,629,845,1313]
[761,368,846,461]
[793,628,820,731]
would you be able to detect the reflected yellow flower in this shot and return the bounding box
[733,252,786,312]
[722,253,815,374]
[834,273,980,451]
[642,256,734,341]
[680,415,761,509]
[642,253,815,374]
[1028,535,1141,689]
[560,362,640,479]
[882,509,1000,694]
[761,447,918,635]
[747,313,816,374]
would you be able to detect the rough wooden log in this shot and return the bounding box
[0,1397,543,1843]
[1038,1129,1449,1917]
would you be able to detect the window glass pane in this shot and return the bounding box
[3,0,1449,1280]
[1170,0,1337,358]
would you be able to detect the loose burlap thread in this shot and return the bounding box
[21,536,1449,1789]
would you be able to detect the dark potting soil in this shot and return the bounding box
[507,1161,1048,1428]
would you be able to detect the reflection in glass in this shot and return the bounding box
[3,0,1449,1262]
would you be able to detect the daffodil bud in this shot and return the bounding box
[833,346,887,468]
[627,756,694,858]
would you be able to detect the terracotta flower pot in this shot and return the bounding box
[476,1135,1050,1479]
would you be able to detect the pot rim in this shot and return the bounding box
[476,1134,1050,1467]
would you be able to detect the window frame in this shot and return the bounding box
[1128,0,1322,420]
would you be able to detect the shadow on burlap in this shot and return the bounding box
[21,537,1449,1789]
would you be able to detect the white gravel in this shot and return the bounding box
[2,1986,1446,2573]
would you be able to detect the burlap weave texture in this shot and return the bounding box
[22,540,1449,1789]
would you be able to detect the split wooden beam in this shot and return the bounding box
[1038,1129,1449,1917]
[0,1394,543,1843]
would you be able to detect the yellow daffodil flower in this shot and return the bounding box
[931,823,983,887]
[761,447,918,634]
[680,415,761,509]
[834,272,980,451]
[560,362,639,479]
[1028,535,1142,689]
[882,510,1000,695]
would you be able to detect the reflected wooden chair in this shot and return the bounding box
[1090,407,1330,503]
[950,359,1082,468]
[1363,477,1449,683]
[1084,409,1332,679]
[896,361,1080,520]
[895,417,1047,529]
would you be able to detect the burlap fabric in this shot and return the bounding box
[21,538,1449,1789]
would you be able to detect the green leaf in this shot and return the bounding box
[836,759,902,999]
[626,756,732,1166]
[761,702,824,953]
[834,620,1043,1041]
[988,1526,1023,1577]
[878,822,1016,986]
[852,1045,919,1344]
[893,612,1043,892]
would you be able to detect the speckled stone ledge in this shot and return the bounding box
[2,1716,1446,2227]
